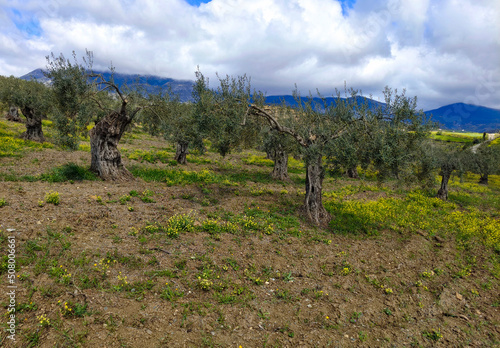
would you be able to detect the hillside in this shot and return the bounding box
[20,69,194,102]
[0,119,499,347]
[264,95,387,111]
[425,103,500,132]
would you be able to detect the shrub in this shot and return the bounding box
[45,191,60,205]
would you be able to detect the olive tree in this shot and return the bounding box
[262,125,298,181]
[5,106,21,122]
[192,71,263,158]
[45,52,95,150]
[195,72,363,225]
[0,75,51,142]
[195,72,432,225]
[369,89,432,182]
[47,51,153,180]
[471,142,500,185]
[140,92,203,164]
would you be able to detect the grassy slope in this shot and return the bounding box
[0,120,499,347]
[429,131,484,143]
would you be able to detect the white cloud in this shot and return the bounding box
[0,0,499,109]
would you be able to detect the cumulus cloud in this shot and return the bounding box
[0,0,499,109]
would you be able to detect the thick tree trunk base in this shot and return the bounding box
[436,188,448,200]
[90,111,134,181]
[6,107,21,122]
[303,155,331,226]
[21,129,45,143]
[300,203,331,227]
[479,175,488,185]
[345,167,360,179]
[21,108,44,142]
[174,142,189,165]
[270,150,289,181]
[437,173,450,200]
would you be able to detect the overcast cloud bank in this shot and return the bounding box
[1,0,499,110]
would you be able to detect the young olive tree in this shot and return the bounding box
[0,75,51,142]
[141,92,203,164]
[45,52,95,150]
[471,142,500,185]
[261,124,298,181]
[325,105,379,179]
[369,89,432,181]
[434,144,473,200]
[192,71,263,158]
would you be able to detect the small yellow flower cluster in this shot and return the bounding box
[201,218,221,234]
[242,154,273,166]
[264,224,274,235]
[421,270,435,278]
[341,267,350,276]
[164,213,195,237]
[37,314,50,327]
[415,280,428,291]
[59,301,73,316]
[314,290,325,299]
[239,215,259,230]
[93,258,115,275]
[117,272,128,285]
[61,270,72,285]
[45,191,60,205]
[197,277,213,291]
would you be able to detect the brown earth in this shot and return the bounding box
[0,135,499,348]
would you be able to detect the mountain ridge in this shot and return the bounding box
[18,69,500,132]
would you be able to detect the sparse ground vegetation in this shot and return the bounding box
[0,118,498,347]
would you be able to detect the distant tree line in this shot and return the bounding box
[0,51,498,225]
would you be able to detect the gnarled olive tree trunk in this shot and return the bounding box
[6,106,21,122]
[90,110,134,181]
[20,107,44,142]
[436,169,452,200]
[479,174,488,185]
[345,166,359,179]
[270,146,289,181]
[174,141,189,164]
[302,154,331,226]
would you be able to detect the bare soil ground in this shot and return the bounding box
[0,131,499,348]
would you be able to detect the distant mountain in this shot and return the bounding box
[425,103,500,132]
[17,69,500,132]
[264,95,386,111]
[20,68,51,84]
[20,69,194,102]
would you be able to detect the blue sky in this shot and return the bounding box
[339,0,356,16]
[9,8,42,37]
[0,0,499,110]
[185,0,212,6]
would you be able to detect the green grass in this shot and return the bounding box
[0,163,97,183]
[129,166,239,186]
[0,121,53,158]
[325,186,500,249]
[123,148,174,164]
[429,131,483,143]
[40,163,98,182]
